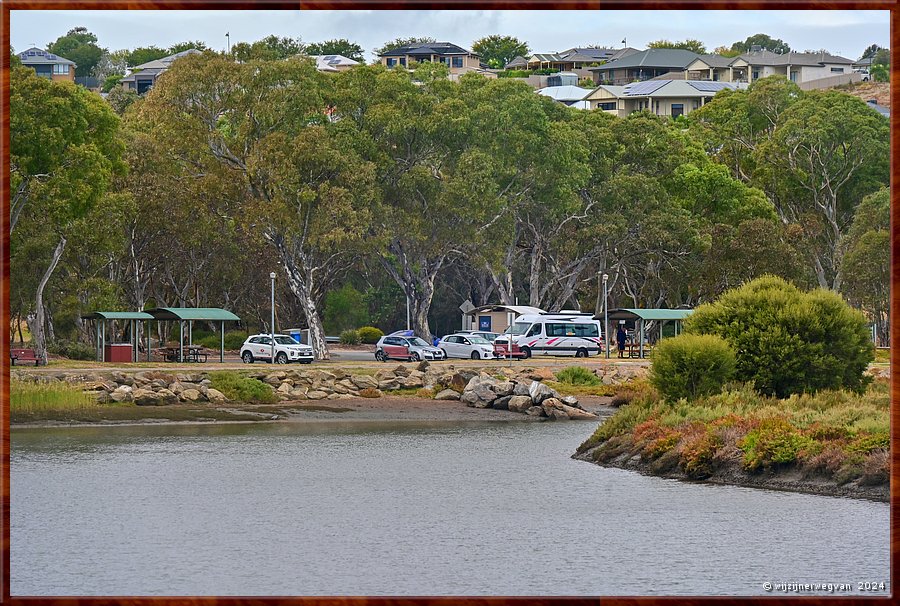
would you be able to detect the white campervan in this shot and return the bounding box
[495,311,603,358]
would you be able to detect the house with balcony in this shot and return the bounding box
[588,48,700,85]
[17,47,76,82]
[684,54,741,82]
[514,47,638,72]
[120,48,202,94]
[583,79,747,118]
[378,42,490,79]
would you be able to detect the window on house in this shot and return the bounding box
[671,104,684,118]
[52,64,68,74]
[439,57,449,65]
[752,70,760,80]
[399,58,406,67]
[452,57,463,68]
[597,102,617,110]
[386,58,396,67]
[790,71,799,82]
[831,67,844,73]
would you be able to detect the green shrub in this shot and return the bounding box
[739,416,811,469]
[686,275,874,397]
[47,341,97,361]
[497,69,535,78]
[650,334,736,401]
[208,372,275,403]
[196,331,247,350]
[357,326,384,344]
[555,366,600,386]
[339,329,361,345]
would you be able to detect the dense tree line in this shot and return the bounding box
[9,52,890,362]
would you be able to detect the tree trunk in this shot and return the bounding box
[282,261,330,360]
[27,236,67,365]
[411,277,436,342]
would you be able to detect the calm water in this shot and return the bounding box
[11,420,890,596]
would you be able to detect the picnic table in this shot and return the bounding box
[162,346,208,363]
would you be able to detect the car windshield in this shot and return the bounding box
[274,336,300,345]
[469,336,489,344]
[507,322,530,335]
[406,337,430,347]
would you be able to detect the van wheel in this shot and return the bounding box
[576,348,588,358]
[521,346,531,359]
[471,351,480,360]
[241,351,254,364]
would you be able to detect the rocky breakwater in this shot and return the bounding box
[460,373,598,421]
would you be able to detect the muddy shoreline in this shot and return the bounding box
[572,446,889,503]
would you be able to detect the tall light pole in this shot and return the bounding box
[226,32,230,54]
[270,272,276,363]
[602,273,609,359]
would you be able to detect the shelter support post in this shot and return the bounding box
[179,321,184,363]
[220,321,225,363]
[189,321,193,347]
[640,319,645,358]
[101,322,106,362]
[146,321,151,362]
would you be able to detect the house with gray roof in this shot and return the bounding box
[730,50,855,84]
[378,42,492,80]
[308,54,360,72]
[515,47,638,72]
[17,47,76,82]
[121,48,202,94]
[536,84,592,108]
[583,79,747,118]
[588,48,700,85]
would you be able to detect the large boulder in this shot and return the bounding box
[507,395,533,413]
[448,373,469,393]
[434,389,461,401]
[561,395,581,409]
[540,397,565,416]
[525,367,556,382]
[132,388,162,406]
[460,391,480,407]
[548,408,570,421]
[180,388,202,402]
[528,381,558,405]
[306,390,328,400]
[526,406,546,417]
[512,381,531,397]
[416,360,430,372]
[155,388,178,403]
[490,381,515,397]
[378,380,401,391]
[350,375,379,390]
[492,395,512,410]
[393,364,411,378]
[401,375,425,389]
[206,388,228,403]
[560,404,598,420]
[277,382,293,394]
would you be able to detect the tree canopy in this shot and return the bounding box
[647,38,707,54]
[730,33,791,54]
[471,35,530,68]
[47,26,104,77]
[304,39,365,62]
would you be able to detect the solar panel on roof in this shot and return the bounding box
[624,80,668,96]
[688,81,732,93]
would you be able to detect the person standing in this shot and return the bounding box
[616,324,628,358]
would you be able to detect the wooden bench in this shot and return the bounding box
[10,348,40,366]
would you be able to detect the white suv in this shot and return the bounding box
[240,334,314,364]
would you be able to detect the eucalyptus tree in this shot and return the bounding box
[132,53,372,358]
[10,66,124,362]
[752,91,889,290]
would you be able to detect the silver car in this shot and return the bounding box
[240,334,314,364]
[439,333,495,360]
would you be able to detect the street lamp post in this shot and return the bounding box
[602,273,609,359]
[270,272,276,363]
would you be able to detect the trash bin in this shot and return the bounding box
[104,343,133,363]
[289,330,302,344]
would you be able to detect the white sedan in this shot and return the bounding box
[439,333,495,360]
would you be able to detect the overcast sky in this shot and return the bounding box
[11,9,889,62]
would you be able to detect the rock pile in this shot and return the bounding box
[459,373,597,420]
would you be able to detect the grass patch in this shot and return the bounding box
[546,380,617,397]
[873,348,889,363]
[555,366,600,386]
[209,371,276,403]
[11,379,99,414]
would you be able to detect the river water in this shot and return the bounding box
[11,420,890,596]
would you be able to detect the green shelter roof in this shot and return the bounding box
[147,307,240,321]
[603,308,694,321]
[81,311,155,320]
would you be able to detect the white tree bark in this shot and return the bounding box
[26,236,67,365]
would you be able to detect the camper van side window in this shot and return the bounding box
[526,324,542,337]
[546,323,567,337]
[573,324,600,338]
